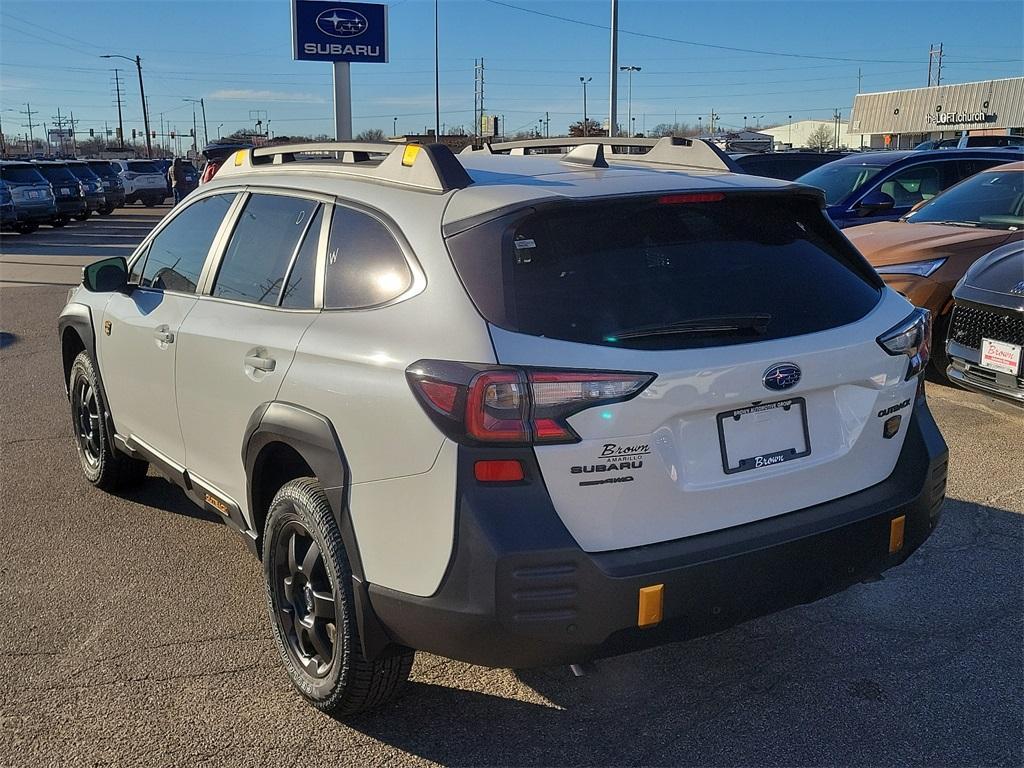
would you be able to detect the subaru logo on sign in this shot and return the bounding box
[316,8,369,37]
[763,363,801,391]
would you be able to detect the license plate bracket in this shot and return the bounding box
[717,397,811,475]
[979,337,1022,376]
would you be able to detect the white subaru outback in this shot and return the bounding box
[58,138,948,717]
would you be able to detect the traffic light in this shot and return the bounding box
[132,129,137,139]
[170,130,175,139]
[190,128,195,137]
[89,128,95,137]
[151,131,156,139]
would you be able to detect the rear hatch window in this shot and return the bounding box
[127,161,160,174]
[67,164,99,181]
[447,192,882,350]
[1,165,46,185]
[34,165,78,184]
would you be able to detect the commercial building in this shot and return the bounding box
[760,119,868,150]
[850,77,1024,150]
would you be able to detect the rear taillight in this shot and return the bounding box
[407,360,655,445]
[877,308,931,380]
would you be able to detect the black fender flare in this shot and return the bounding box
[242,401,393,659]
[59,301,118,440]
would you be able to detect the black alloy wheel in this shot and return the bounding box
[72,372,102,470]
[272,519,339,679]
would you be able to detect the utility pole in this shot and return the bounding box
[112,68,125,150]
[20,102,37,153]
[608,0,618,137]
[620,66,641,138]
[474,58,485,138]
[53,107,67,156]
[857,67,863,94]
[545,111,549,138]
[580,76,592,136]
[928,43,944,87]
[69,111,80,155]
[199,98,208,147]
[102,54,151,157]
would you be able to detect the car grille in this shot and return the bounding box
[956,361,1024,392]
[948,304,1024,349]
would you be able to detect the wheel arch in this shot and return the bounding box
[242,400,393,659]
[59,301,119,442]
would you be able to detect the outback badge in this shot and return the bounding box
[762,362,801,392]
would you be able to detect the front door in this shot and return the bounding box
[98,193,237,464]
[175,192,325,517]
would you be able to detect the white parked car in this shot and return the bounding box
[110,159,166,206]
[58,138,948,718]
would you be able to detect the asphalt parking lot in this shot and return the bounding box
[1,212,1022,767]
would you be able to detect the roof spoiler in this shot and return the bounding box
[219,141,473,193]
[462,136,737,172]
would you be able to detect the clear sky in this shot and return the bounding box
[1,0,1022,143]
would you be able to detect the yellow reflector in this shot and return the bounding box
[402,145,421,167]
[637,584,664,628]
[232,150,246,167]
[889,515,906,554]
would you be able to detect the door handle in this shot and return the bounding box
[245,355,276,372]
[154,328,174,344]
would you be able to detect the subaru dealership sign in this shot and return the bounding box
[292,0,388,63]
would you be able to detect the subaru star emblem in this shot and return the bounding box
[763,363,801,391]
[316,8,369,38]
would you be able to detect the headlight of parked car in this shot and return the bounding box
[875,258,947,278]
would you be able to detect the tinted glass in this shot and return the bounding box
[0,165,46,184]
[959,158,1004,178]
[212,194,319,305]
[34,165,78,184]
[447,194,882,350]
[67,164,99,181]
[906,168,1023,230]
[127,161,160,174]
[798,162,885,205]
[87,161,118,178]
[281,207,322,309]
[877,162,950,206]
[324,206,412,309]
[140,194,233,293]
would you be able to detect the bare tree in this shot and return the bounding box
[567,119,605,137]
[355,128,386,142]
[806,124,834,152]
[650,122,696,138]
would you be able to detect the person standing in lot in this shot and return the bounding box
[168,158,187,205]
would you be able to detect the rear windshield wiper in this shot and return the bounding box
[611,314,772,341]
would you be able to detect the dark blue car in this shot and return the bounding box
[797,148,1024,228]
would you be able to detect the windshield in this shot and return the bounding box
[446,194,881,350]
[67,164,100,181]
[0,165,47,184]
[798,162,886,205]
[127,161,160,174]
[905,168,1023,230]
[34,165,78,184]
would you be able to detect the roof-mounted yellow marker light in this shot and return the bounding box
[402,144,421,167]
[232,150,246,167]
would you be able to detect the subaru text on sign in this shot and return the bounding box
[292,0,388,63]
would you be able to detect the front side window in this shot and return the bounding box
[139,194,234,293]
[212,194,320,305]
[324,205,412,309]
[875,162,953,207]
[905,168,1023,230]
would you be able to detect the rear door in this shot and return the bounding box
[447,192,919,552]
[100,193,237,464]
[174,191,326,512]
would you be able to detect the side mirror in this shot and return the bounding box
[82,256,129,293]
[856,190,895,216]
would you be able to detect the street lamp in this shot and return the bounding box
[579,76,592,136]
[619,66,641,138]
[183,98,208,148]
[393,116,398,137]
[750,114,765,130]
[101,53,152,158]
[217,123,224,139]
[788,115,793,146]
[182,99,200,157]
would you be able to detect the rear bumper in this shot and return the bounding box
[103,189,125,208]
[54,198,87,217]
[84,193,105,211]
[369,398,948,668]
[15,202,57,223]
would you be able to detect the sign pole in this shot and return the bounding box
[333,61,353,140]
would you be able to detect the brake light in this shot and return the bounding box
[877,308,931,380]
[407,360,655,445]
[658,192,725,205]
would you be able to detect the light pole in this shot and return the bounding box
[751,114,765,130]
[217,123,224,139]
[579,76,592,136]
[788,115,793,146]
[183,99,200,157]
[698,116,702,136]
[619,66,640,138]
[102,54,151,158]
[393,116,398,137]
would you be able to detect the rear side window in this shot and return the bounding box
[0,165,46,184]
[324,205,412,309]
[127,161,160,174]
[139,194,234,293]
[447,194,882,350]
[212,194,319,305]
[876,162,955,206]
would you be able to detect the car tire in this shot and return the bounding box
[50,218,67,228]
[263,477,414,718]
[14,222,38,234]
[99,207,114,216]
[68,351,148,491]
[74,212,90,221]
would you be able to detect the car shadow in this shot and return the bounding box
[339,496,1023,767]
[120,472,221,525]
